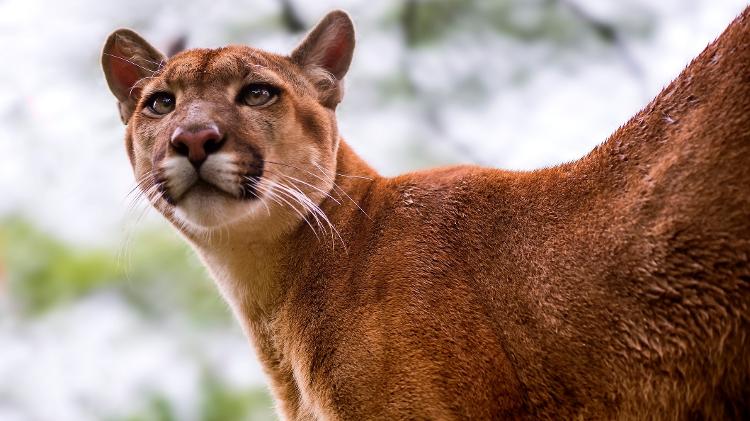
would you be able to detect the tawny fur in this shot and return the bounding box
[102,8,750,420]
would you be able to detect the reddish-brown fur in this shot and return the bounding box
[103,9,750,420]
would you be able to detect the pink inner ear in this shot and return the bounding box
[109,54,141,97]
[321,38,348,73]
[315,26,353,79]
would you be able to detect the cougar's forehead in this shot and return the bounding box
[157,47,312,94]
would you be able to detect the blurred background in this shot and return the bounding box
[0,0,747,419]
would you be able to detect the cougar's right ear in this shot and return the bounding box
[101,29,166,124]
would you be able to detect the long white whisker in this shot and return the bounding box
[265,159,372,181]
[311,161,371,221]
[274,182,330,243]
[256,183,285,212]
[274,179,345,250]
[264,170,341,205]
[103,53,160,74]
[120,174,162,279]
[126,169,159,199]
[264,160,370,220]
[264,180,321,241]
[272,182,328,242]
[129,76,159,97]
[243,176,271,216]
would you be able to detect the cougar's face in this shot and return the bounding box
[103,12,354,234]
[127,47,338,231]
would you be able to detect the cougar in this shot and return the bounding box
[102,9,750,420]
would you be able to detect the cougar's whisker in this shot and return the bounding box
[129,76,159,97]
[263,169,341,205]
[265,160,370,220]
[311,161,371,221]
[243,176,272,216]
[273,179,345,250]
[126,169,159,199]
[103,53,160,74]
[263,180,322,242]
[255,183,285,213]
[272,181,328,242]
[274,181,333,245]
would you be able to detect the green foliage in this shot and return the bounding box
[399,0,475,46]
[118,227,232,326]
[389,0,652,47]
[2,217,123,314]
[115,395,176,421]
[200,372,276,421]
[1,217,276,420]
[0,217,231,324]
[111,375,276,421]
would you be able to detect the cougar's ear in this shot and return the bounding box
[101,29,166,124]
[291,10,355,108]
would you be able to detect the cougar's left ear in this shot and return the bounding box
[101,29,166,124]
[291,10,355,109]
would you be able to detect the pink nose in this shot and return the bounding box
[171,126,224,167]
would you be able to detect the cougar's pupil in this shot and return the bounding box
[240,84,277,106]
[251,89,267,100]
[149,93,175,115]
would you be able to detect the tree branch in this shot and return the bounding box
[278,0,306,33]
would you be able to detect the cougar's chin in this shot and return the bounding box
[171,184,252,229]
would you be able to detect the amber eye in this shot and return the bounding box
[239,84,279,107]
[146,92,176,115]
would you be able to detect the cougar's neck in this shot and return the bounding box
[181,139,378,326]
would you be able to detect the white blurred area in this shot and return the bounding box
[0,0,746,245]
[0,0,747,420]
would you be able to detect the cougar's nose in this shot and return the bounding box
[170,125,224,167]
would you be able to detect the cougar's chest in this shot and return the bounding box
[265,306,342,421]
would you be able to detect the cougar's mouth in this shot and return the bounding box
[187,178,259,201]
[155,153,264,205]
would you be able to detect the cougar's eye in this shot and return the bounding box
[239,84,279,107]
[146,92,176,115]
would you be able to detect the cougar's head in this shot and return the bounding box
[101,11,355,234]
